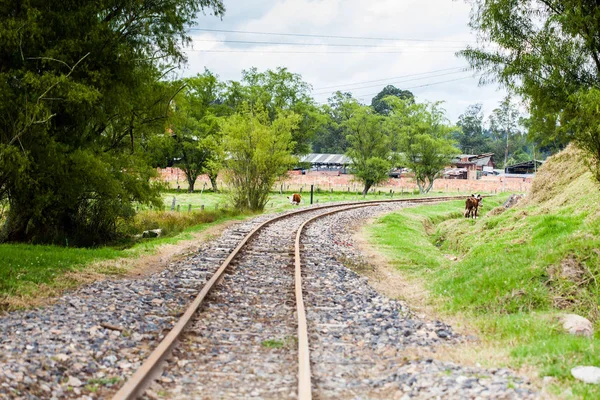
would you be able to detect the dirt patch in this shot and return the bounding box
[1,220,242,312]
[351,219,543,386]
[546,254,599,320]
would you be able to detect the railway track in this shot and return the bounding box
[111,196,467,400]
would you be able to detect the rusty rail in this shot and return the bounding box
[112,195,466,400]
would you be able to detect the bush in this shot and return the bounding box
[121,209,240,238]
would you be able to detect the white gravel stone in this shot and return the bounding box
[572,366,600,384]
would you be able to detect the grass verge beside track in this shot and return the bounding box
[366,183,600,398]
[0,210,250,311]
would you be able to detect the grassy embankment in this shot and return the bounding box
[367,146,600,398]
[0,188,459,311]
[0,208,245,310]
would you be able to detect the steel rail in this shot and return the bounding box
[112,195,467,400]
[294,203,379,400]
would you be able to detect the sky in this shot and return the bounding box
[181,0,509,123]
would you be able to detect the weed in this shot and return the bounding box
[262,339,285,348]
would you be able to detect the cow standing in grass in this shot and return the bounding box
[288,193,302,205]
[464,194,483,219]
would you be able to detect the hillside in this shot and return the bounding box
[367,145,600,398]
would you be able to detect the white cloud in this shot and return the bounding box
[183,0,510,122]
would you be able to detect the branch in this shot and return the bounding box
[9,52,90,146]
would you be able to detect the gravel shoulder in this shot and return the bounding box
[352,214,544,393]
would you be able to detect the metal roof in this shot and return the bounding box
[299,153,352,165]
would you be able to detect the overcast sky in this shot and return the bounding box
[181,0,509,123]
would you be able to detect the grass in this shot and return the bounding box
[0,209,249,310]
[366,147,600,398]
[261,336,296,349]
[261,339,285,348]
[160,187,467,213]
[0,244,123,300]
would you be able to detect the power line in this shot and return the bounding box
[185,49,459,54]
[189,28,474,44]
[191,38,466,49]
[313,67,465,90]
[314,76,476,102]
[312,70,470,94]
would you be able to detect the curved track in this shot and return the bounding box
[112,196,464,400]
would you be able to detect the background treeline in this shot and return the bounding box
[2,0,591,247]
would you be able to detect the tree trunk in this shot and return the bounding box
[0,202,32,243]
[416,179,425,194]
[209,173,218,192]
[504,129,509,169]
[186,173,196,192]
[362,182,372,197]
[424,178,435,194]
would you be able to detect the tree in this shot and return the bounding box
[169,71,224,192]
[0,0,225,244]
[488,97,522,168]
[312,92,360,153]
[345,106,392,195]
[371,85,414,115]
[455,104,489,154]
[224,67,320,155]
[222,104,299,211]
[461,0,600,180]
[387,98,458,194]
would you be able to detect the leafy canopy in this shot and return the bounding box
[222,104,299,211]
[0,0,224,244]
[461,0,600,180]
[387,98,458,194]
[345,106,392,195]
[371,85,414,115]
[224,67,321,155]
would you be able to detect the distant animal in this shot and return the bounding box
[288,193,302,205]
[464,194,483,219]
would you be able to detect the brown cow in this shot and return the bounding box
[288,193,302,205]
[464,194,483,219]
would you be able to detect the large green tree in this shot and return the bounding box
[312,92,360,153]
[455,104,490,154]
[488,96,523,168]
[224,67,321,154]
[461,0,600,179]
[387,98,458,194]
[345,106,392,195]
[0,0,224,244]
[371,85,414,115]
[169,70,224,192]
[222,104,299,211]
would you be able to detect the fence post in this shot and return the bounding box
[310,184,314,205]
[188,204,192,213]
[171,196,176,211]
[176,204,180,212]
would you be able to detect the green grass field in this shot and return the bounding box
[367,149,600,399]
[159,187,452,212]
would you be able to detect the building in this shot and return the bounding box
[299,153,352,171]
[504,160,544,174]
[444,153,496,180]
